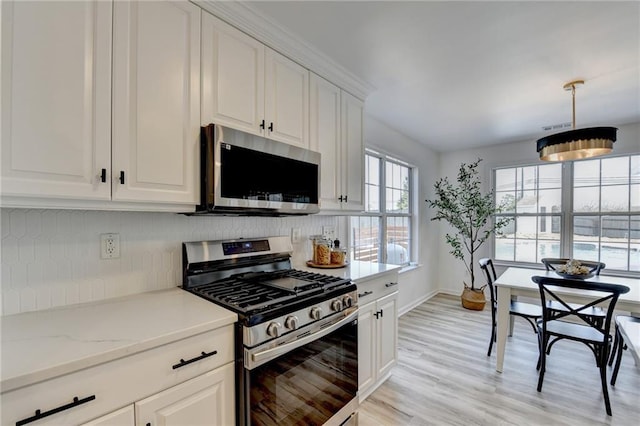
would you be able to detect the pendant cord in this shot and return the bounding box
[571,84,576,129]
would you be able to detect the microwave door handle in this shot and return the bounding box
[247,310,357,370]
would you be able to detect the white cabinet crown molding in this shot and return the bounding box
[195,0,373,101]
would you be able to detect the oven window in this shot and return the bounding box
[248,320,357,426]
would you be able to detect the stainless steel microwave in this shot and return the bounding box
[195,124,321,216]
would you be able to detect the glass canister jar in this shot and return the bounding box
[311,236,331,265]
[330,239,346,265]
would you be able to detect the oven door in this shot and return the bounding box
[242,310,358,426]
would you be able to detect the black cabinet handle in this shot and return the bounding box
[344,195,348,202]
[380,309,384,318]
[16,395,96,426]
[119,171,125,184]
[358,290,373,298]
[338,195,344,202]
[385,282,398,288]
[268,122,273,131]
[172,350,217,370]
[374,311,379,319]
[260,119,265,130]
[100,168,107,183]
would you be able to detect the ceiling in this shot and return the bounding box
[244,1,640,153]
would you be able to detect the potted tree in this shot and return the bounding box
[425,159,512,310]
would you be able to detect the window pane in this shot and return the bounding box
[515,239,537,262]
[495,235,514,261]
[516,216,536,238]
[574,159,600,187]
[386,216,409,265]
[574,187,599,212]
[538,163,562,189]
[601,185,629,212]
[350,216,380,262]
[496,191,516,213]
[538,189,561,213]
[516,190,537,213]
[601,157,629,185]
[538,240,560,260]
[631,215,640,271]
[519,166,537,190]
[631,155,640,184]
[495,168,516,191]
[366,183,380,212]
[631,184,640,211]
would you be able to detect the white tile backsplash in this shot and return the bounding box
[0,208,337,315]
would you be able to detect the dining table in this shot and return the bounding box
[493,266,640,373]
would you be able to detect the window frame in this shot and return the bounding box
[350,149,415,266]
[492,153,639,276]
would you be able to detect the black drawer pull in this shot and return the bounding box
[385,282,398,287]
[16,395,96,426]
[268,122,273,131]
[119,171,125,184]
[260,119,265,129]
[358,291,373,298]
[172,350,217,370]
[100,168,107,183]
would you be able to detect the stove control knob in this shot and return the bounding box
[342,295,353,308]
[266,322,281,338]
[331,299,343,312]
[310,307,322,320]
[284,315,299,330]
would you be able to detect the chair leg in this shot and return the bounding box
[599,346,613,416]
[608,324,619,366]
[611,329,625,386]
[487,322,496,356]
[537,333,547,390]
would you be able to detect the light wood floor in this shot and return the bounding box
[359,294,640,426]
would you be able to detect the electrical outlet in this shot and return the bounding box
[291,228,301,243]
[322,226,335,241]
[101,233,120,259]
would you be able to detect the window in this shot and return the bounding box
[350,151,413,266]
[494,154,639,273]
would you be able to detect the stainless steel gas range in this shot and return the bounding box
[182,236,358,426]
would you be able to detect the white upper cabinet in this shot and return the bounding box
[202,12,309,148]
[310,73,364,212]
[310,73,342,210]
[112,0,200,204]
[341,91,365,212]
[1,0,112,200]
[1,0,200,209]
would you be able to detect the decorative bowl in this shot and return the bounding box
[555,271,595,280]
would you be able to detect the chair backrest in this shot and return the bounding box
[479,258,497,307]
[541,258,606,275]
[531,276,630,341]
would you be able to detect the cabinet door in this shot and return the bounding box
[340,91,365,212]
[264,49,309,148]
[82,405,134,426]
[112,0,200,204]
[1,0,112,200]
[310,73,342,210]
[201,11,264,134]
[135,363,235,426]
[357,301,377,398]
[377,292,398,380]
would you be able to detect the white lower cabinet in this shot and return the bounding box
[82,405,135,426]
[357,271,399,402]
[135,363,234,426]
[2,326,234,426]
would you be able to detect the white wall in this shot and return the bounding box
[363,115,441,313]
[435,122,640,297]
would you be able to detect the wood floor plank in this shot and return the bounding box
[358,294,640,425]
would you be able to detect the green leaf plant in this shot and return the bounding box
[425,159,513,290]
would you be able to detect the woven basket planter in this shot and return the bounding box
[461,283,486,311]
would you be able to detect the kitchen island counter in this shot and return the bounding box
[0,287,237,393]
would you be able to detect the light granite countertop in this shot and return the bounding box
[0,288,237,393]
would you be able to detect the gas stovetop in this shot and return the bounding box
[186,269,351,314]
[182,237,355,328]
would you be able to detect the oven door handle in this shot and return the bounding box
[246,309,358,370]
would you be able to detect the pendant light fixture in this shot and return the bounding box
[537,80,617,161]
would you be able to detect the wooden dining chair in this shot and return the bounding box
[479,258,541,356]
[531,275,630,416]
[609,315,640,386]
